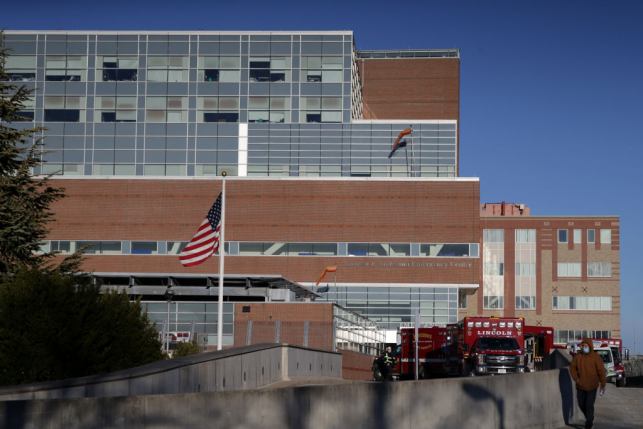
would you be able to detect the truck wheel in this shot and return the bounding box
[465,364,476,377]
[616,378,625,387]
[373,367,383,382]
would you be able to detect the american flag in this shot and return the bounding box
[179,193,222,267]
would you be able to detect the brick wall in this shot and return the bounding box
[47,178,480,286]
[358,58,460,121]
[340,349,375,380]
[476,217,620,338]
[233,303,334,350]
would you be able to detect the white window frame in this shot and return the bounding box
[587,229,595,243]
[600,229,612,244]
[587,262,612,277]
[557,263,582,277]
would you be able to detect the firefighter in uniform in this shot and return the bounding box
[380,346,397,381]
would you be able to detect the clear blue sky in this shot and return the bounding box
[4,0,642,351]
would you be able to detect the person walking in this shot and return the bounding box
[569,339,606,429]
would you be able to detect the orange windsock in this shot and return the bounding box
[392,128,412,151]
[316,266,337,285]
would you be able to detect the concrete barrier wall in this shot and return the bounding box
[0,344,342,402]
[0,368,582,429]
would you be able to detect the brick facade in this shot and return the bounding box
[357,57,460,175]
[48,177,480,286]
[358,58,460,121]
[233,303,334,351]
[471,216,621,339]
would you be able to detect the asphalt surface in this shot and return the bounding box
[560,376,643,428]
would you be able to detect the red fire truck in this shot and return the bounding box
[378,317,561,381]
[524,325,554,372]
[395,326,454,379]
[447,317,527,376]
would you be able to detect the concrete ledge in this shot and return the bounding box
[0,344,341,401]
[0,368,582,429]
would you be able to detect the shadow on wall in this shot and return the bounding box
[559,368,576,425]
[462,383,505,429]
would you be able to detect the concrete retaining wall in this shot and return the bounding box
[0,368,581,429]
[0,344,342,402]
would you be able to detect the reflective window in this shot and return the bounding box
[4,55,36,81]
[44,96,86,122]
[198,56,240,82]
[146,97,188,123]
[147,56,189,82]
[587,229,595,243]
[97,56,138,82]
[249,57,291,82]
[95,96,137,122]
[558,263,581,277]
[132,241,158,255]
[587,262,611,277]
[45,55,87,81]
[197,97,239,123]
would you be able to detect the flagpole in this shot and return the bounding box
[409,125,416,177]
[217,173,227,351]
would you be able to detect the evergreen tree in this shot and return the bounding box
[0,33,166,386]
[0,267,165,386]
[0,30,81,274]
[174,338,202,358]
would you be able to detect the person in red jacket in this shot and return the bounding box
[569,339,607,429]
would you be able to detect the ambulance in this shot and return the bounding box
[447,317,527,376]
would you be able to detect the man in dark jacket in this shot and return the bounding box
[569,339,607,429]
[378,346,397,381]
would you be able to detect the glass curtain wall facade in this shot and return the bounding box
[316,284,459,330]
[143,301,235,346]
[2,31,458,178]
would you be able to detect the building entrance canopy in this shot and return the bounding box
[93,272,320,300]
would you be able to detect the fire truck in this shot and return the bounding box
[395,326,455,379]
[385,317,537,380]
[524,325,554,372]
[447,317,527,376]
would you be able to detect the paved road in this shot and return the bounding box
[560,376,643,428]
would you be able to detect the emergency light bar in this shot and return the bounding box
[499,322,506,328]
[507,322,514,328]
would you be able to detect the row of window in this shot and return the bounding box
[44,240,479,258]
[558,262,612,277]
[554,330,611,345]
[18,95,346,124]
[559,229,611,244]
[482,296,612,311]
[485,262,613,278]
[484,229,613,244]
[39,164,457,179]
[552,296,612,311]
[5,55,348,84]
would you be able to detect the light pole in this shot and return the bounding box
[164,289,175,354]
